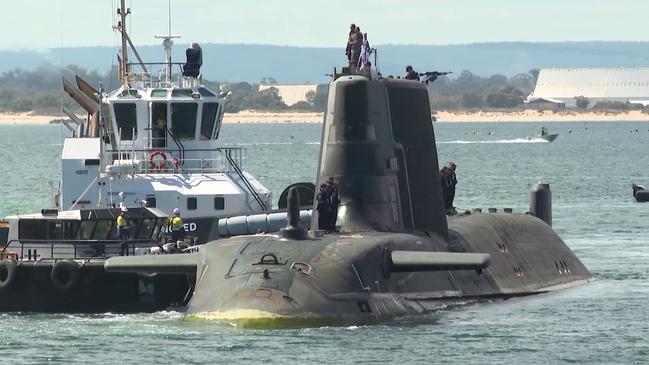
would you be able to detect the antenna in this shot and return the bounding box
[155,0,180,84]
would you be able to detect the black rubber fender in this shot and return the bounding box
[51,260,80,292]
[0,259,17,291]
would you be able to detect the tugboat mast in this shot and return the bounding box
[114,0,148,85]
[118,0,129,84]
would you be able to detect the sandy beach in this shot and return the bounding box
[434,109,649,122]
[222,111,324,124]
[0,111,325,125]
[0,113,63,125]
[2,109,649,125]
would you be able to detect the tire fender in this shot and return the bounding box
[0,259,17,291]
[51,260,80,292]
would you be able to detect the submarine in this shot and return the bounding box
[106,72,592,327]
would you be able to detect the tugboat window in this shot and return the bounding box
[78,221,97,240]
[171,103,197,140]
[214,196,225,210]
[171,89,193,97]
[48,221,63,240]
[114,103,138,140]
[18,220,48,240]
[145,197,157,208]
[138,219,156,238]
[63,221,80,240]
[0,225,8,246]
[187,197,198,210]
[200,103,219,140]
[118,90,139,98]
[93,220,112,240]
[213,106,223,140]
[151,89,168,98]
[151,103,167,148]
[198,87,216,97]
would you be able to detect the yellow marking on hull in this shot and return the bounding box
[185,310,344,329]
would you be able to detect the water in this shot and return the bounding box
[1,121,648,364]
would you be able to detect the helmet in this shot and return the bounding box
[173,208,180,215]
[121,207,128,213]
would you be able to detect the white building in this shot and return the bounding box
[258,84,318,106]
[527,68,649,108]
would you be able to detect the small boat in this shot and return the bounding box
[0,207,194,312]
[528,127,559,142]
[632,183,649,202]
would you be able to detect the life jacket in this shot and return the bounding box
[116,215,128,228]
[169,216,184,232]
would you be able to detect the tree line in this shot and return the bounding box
[0,65,330,114]
[0,65,645,115]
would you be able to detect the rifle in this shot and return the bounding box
[419,71,452,84]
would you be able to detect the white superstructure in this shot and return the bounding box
[58,0,271,222]
[527,68,649,107]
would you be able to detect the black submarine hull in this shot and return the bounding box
[180,212,589,326]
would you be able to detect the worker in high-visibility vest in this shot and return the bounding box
[116,207,130,256]
[169,208,185,244]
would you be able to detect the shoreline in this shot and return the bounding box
[2,109,649,125]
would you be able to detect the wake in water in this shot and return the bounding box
[438,138,549,144]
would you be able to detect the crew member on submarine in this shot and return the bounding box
[447,162,457,211]
[316,183,331,231]
[326,177,340,231]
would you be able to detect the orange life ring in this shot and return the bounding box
[149,151,167,171]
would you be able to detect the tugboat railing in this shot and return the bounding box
[2,238,158,260]
[225,149,267,211]
[2,237,198,260]
[106,147,248,174]
[124,62,199,89]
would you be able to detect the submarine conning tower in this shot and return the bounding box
[312,75,448,239]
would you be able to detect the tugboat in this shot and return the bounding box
[527,127,559,142]
[0,0,280,313]
[59,0,271,244]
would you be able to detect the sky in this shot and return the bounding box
[5,0,649,50]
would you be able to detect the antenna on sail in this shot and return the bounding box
[155,0,180,84]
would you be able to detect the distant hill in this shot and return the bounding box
[2,42,649,83]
